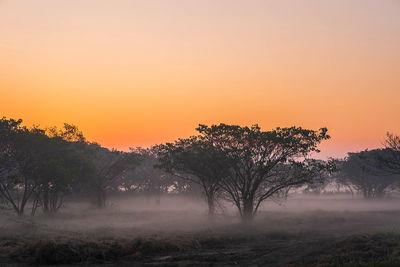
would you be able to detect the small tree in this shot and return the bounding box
[157,136,230,217]
[88,145,139,208]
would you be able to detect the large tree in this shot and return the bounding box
[195,124,330,222]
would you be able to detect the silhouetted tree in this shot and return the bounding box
[32,124,94,215]
[339,150,398,199]
[157,136,230,217]
[0,118,50,215]
[193,124,330,222]
[0,118,97,216]
[374,133,400,175]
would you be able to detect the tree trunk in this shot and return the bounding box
[17,195,29,217]
[17,209,24,217]
[362,188,370,199]
[347,185,354,196]
[207,195,215,219]
[242,199,254,223]
[43,186,49,214]
[31,196,41,217]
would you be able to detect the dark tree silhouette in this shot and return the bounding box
[0,118,97,216]
[194,124,330,222]
[339,150,399,199]
[0,118,50,215]
[378,133,400,175]
[157,136,230,217]
[32,124,94,215]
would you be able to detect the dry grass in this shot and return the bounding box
[2,195,400,266]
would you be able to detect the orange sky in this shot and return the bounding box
[1,0,399,158]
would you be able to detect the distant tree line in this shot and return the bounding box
[303,135,400,199]
[1,116,400,222]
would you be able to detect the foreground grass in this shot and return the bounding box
[310,232,400,267]
[2,230,400,266]
[2,197,400,266]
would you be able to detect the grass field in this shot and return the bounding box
[1,195,400,266]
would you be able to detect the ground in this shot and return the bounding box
[1,195,400,266]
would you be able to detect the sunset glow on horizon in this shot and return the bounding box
[1,0,399,159]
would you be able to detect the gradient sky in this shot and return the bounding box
[1,0,399,158]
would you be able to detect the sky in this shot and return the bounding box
[1,0,399,159]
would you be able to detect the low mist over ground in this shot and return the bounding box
[2,195,400,266]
